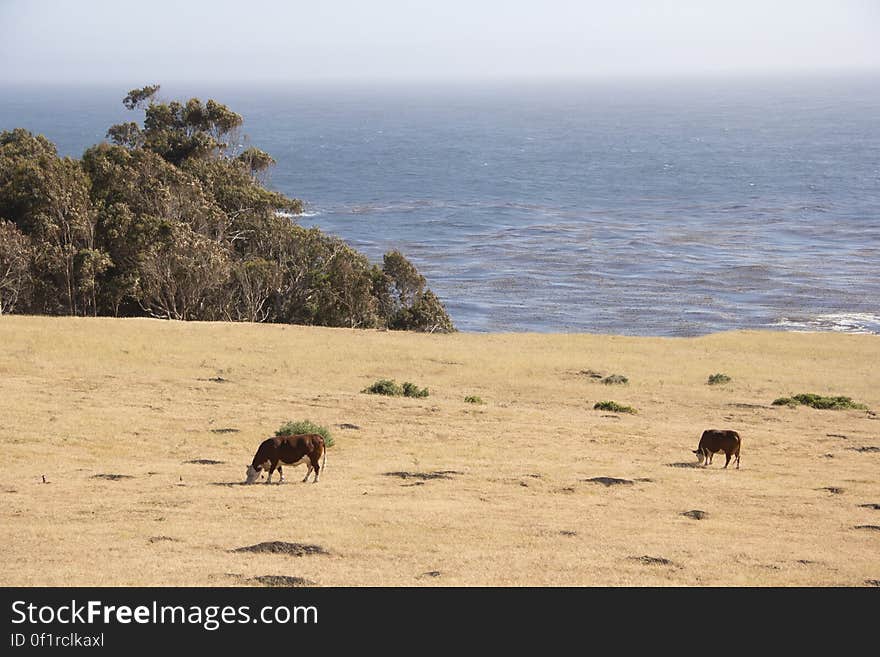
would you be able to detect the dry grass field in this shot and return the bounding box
[1,315,878,586]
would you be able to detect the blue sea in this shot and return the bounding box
[2,76,879,335]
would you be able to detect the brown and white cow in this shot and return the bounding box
[693,429,741,469]
[245,434,326,484]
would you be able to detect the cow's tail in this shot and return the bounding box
[321,438,327,473]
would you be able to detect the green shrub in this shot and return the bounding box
[275,419,334,448]
[601,374,628,385]
[362,379,403,396]
[773,393,866,410]
[362,379,428,398]
[402,381,429,398]
[593,401,637,414]
[707,373,731,385]
[464,395,485,404]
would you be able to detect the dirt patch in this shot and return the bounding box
[384,470,462,481]
[666,462,701,469]
[854,525,880,532]
[583,476,634,486]
[682,510,708,520]
[559,530,578,536]
[849,446,880,453]
[184,459,225,465]
[250,575,315,587]
[729,403,770,409]
[866,580,880,587]
[198,377,229,383]
[400,482,425,487]
[210,428,239,433]
[632,555,677,567]
[233,541,329,556]
[818,487,844,494]
[858,503,880,510]
[210,481,247,487]
[148,536,179,543]
[417,571,442,579]
[337,423,361,430]
[827,433,848,439]
[91,474,133,481]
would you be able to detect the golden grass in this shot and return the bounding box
[1,315,878,586]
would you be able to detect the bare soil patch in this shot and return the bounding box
[250,575,315,587]
[233,541,329,556]
[384,470,462,481]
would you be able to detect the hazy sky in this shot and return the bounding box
[1,0,879,83]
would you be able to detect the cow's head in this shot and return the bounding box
[244,464,262,484]
[693,449,706,464]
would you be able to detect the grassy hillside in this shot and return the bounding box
[1,316,878,586]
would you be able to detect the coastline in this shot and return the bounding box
[1,315,878,586]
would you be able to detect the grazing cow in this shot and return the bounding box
[693,429,741,469]
[245,434,326,484]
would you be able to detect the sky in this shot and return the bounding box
[1,0,879,83]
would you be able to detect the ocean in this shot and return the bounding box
[1,75,879,335]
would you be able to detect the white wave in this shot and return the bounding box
[772,312,880,335]
[275,209,322,219]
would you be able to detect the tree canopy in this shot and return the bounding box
[0,87,454,332]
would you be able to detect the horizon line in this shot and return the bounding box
[2,67,880,88]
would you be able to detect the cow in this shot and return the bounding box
[244,434,326,484]
[693,429,741,469]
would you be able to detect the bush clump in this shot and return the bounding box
[464,395,485,404]
[275,420,334,448]
[401,381,429,398]
[362,379,403,396]
[707,373,731,385]
[593,401,637,414]
[772,393,867,410]
[602,374,628,385]
[362,379,428,398]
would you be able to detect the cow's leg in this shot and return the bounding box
[278,465,284,483]
[708,450,714,465]
[266,460,278,484]
[724,452,731,469]
[736,451,741,469]
[702,447,710,467]
[311,454,321,483]
[302,463,312,483]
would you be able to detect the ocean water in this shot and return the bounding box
[2,76,879,335]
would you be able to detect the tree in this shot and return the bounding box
[0,129,106,315]
[1,87,455,332]
[137,222,232,320]
[109,92,245,165]
[122,84,160,110]
[0,220,32,314]
[378,250,455,332]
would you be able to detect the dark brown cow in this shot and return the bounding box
[245,434,326,484]
[693,429,741,469]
